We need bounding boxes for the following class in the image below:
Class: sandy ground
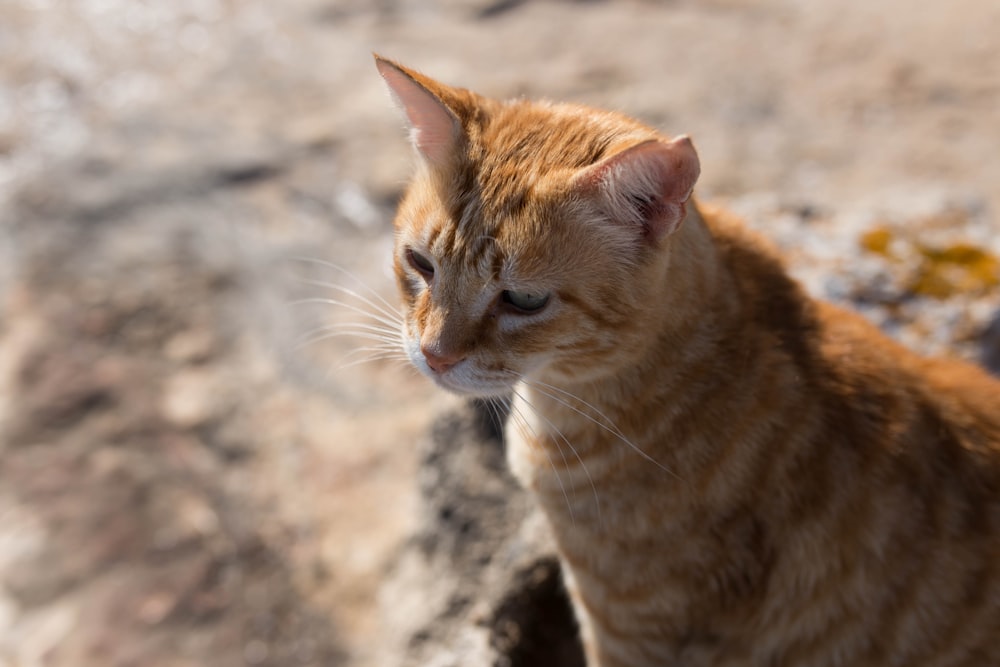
[0,1,997,665]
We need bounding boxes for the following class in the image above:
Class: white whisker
[296,332,401,353]
[290,295,402,329]
[341,342,407,357]
[336,348,411,371]
[296,278,404,328]
[505,396,576,523]
[296,322,403,349]
[511,386,602,524]
[483,396,509,436]
[528,378,628,438]
[292,256,402,318]
[310,320,401,335]
[524,378,682,482]
[283,259,412,372]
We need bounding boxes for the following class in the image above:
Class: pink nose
[422,347,464,373]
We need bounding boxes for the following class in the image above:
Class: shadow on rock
[378,399,585,667]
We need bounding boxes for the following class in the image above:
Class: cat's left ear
[573,136,700,243]
[375,55,463,169]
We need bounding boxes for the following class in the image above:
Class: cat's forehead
[399,183,562,284]
[396,102,656,277]
[478,103,642,179]
[469,103,657,225]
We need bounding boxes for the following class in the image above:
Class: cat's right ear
[375,55,462,169]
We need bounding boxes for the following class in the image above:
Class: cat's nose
[422,347,464,373]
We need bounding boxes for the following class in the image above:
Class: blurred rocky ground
[0,1,997,666]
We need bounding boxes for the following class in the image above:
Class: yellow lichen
[859,222,999,299]
[910,242,1000,298]
[859,226,895,257]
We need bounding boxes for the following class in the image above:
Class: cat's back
[814,302,1000,665]
[702,199,1000,458]
[703,196,1000,516]
[698,202,1000,666]
[812,297,1000,501]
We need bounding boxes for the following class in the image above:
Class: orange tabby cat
[375,55,1000,667]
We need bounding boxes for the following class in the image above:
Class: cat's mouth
[406,337,516,397]
[428,370,515,398]
[418,359,517,397]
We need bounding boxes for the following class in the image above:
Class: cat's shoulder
[699,199,1000,445]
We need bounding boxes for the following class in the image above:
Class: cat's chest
[505,385,689,535]
[505,387,616,501]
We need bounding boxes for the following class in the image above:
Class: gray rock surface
[377,400,584,667]
[982,311,1000,377]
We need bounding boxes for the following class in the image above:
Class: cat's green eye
[502,289,550,313]
[406,249,435,278]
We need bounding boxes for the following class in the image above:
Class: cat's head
[376,56,700,397]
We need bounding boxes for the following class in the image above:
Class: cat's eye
[406,249,435,278]
[502,289,550,314]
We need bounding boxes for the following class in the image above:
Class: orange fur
[377,56,1000,666]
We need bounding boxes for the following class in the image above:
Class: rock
[165,328,218,365]
[377,400,584,667]
[161,368,225,429]
[981,310,1000,377]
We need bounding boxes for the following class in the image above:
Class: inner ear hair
[576,136,701,242]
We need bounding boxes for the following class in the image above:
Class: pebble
[161,368,222,429]
[164,328,217,364]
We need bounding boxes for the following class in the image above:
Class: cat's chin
[428,373,515,399]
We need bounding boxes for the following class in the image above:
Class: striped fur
[378,57,1000,666]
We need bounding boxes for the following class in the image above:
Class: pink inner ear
[579,136,701,241]
[376,59,461,167]
[649,136,700,204]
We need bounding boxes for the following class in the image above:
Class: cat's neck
[644,201,731,347]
